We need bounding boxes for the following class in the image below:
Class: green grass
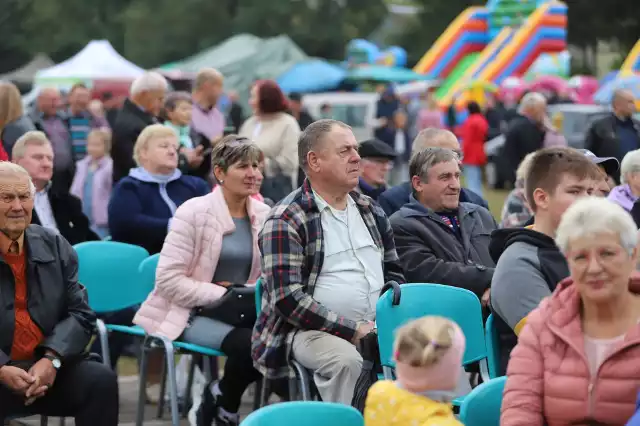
[485,186,509,219]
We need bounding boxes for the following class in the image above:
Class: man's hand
[24,358,57,404]
[0,365,35,395]
[352,321,375,345]
[183,146,205,168]
[482,288,491,306]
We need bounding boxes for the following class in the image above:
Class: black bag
[197,285,257,328]
[260,165,292,203]
[351,330,381,413]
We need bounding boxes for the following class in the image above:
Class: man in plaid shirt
[252,119,405,404]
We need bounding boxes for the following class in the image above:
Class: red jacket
[501,277,640,426]
[461,113,488,166]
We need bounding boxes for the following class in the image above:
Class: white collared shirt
[34,189,58,231]
[312,191,384,322]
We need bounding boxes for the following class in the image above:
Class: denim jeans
[464,165,484,198]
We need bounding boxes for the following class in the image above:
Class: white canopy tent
[35,40,144,85]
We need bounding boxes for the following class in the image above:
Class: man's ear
[307,151,320,173]
[411,175,422,194]
[532,187,548,211]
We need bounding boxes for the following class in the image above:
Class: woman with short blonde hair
[0,82,36,157]
[502,197,640,425]
[108,124,209,255]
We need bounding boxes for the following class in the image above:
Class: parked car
[485,103,609,188]
[302,92,378,141]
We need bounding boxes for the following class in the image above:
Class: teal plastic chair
[241,401,364,426]
[376,283,490,406]
[485,314,502,379]
[459,376,507,426]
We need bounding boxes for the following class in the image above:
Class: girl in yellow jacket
[364,316,465,426]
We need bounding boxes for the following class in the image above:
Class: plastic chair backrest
[376,283,487,369]
[138,253,160,295]
[255,277,262,316]
[485,314,501,378]
[241,401,364,426]
[74,241,150,313]
[459,376,507,426]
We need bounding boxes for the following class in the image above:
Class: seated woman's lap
[180,316,235,350]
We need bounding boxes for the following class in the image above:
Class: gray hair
[411,128,458,155]
[130,72,169,96]
[298,119,351,171]
[556,197,638,255]
[620,149,640,184]
[0,162,36,195]
[518,92,546,114]
[409,147,458,182]
[12,131,51,160]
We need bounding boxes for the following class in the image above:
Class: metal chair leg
[183,355,197,418]
[96,319,111,367]
[291,360,312,401]
[157,337,180,426]
[259,376,271,407]
[58,418,65,426]
[135,337,150,426]
[155,352,168,419]
[253,378,263,410]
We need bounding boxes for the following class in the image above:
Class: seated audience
[109,124,209,255]
[390,147,496,301]
[378,128,488,217]
[0,162,117,425]
[365,316,464,426]
[491,147,601,374]
[70,129,113,239]
[135,136,269,426]
[608,149,640,211]
[357,138,396,200]
[12,131,99,244]
[252,119,405,405]
[502,197,640,425]
[500,152,535,228]
[164,91,211,181]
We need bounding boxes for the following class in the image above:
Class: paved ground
[7,375,261,426]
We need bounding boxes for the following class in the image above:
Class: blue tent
[277,59,346,93]
[594,75,640,105]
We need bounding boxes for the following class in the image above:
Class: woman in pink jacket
[134,135,270,426]
[502,197,640,426]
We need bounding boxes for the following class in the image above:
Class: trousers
[0,359,119,426]
[292,330,363,405]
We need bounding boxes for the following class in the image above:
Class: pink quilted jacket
[501,277,640,426]
[133,186,270,340]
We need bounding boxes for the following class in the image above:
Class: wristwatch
[43,354,62,370]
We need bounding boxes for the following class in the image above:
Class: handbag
[197,285,257,328]
[351,330,381,413]
[260,163,292,203]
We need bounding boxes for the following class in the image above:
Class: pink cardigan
[502,277,640,426]
[133,186,270,340]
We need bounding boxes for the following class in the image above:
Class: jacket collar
[300,178,371,213]
[210,186,263,235]
[22,226,55,263]
[403,194,477,219]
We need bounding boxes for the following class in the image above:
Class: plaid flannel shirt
[500,186,533,229]
[252,179,405,379]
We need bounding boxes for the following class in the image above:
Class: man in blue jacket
[378,128,488,216]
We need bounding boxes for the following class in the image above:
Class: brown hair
[0,82,24,132]
[211,134,263,172]
[164,91,192,111]
[525,147,601,212]
[394,316,455,367]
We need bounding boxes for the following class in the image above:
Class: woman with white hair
[502,197,640,426]
[608,149,640,211]
[108,124,209,255]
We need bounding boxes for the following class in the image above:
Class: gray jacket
[390,197,496,298]
[1,115,36,158]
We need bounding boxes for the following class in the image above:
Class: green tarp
[163,34,308,103]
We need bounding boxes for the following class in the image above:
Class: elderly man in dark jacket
[378,128,488,216]
[0,163,118,425]
[390,147,496,301]
[111,71,168,182]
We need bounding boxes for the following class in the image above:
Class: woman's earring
[219,180,224,185]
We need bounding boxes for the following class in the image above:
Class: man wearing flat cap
[357,139,396,201]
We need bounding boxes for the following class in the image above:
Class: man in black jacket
[502,92,547,184]
[12,131,99,244]
[0,162,118,425]
[585,88,640,183]
[111,71,168,182]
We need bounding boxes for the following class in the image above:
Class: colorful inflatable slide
[414,0,567,108]
[620,39,640,77]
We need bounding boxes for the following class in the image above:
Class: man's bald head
[412,128,460,155]
[193,68,224,107]
[37,87,61,116]
[612,88,636,118]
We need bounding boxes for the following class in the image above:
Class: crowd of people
[0,66,640,426]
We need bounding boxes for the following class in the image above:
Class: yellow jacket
[364,380,463,426]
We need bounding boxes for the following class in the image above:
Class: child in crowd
[364,316,465,426]
[70,128,113,239]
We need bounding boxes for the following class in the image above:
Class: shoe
[195,382,217,426]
